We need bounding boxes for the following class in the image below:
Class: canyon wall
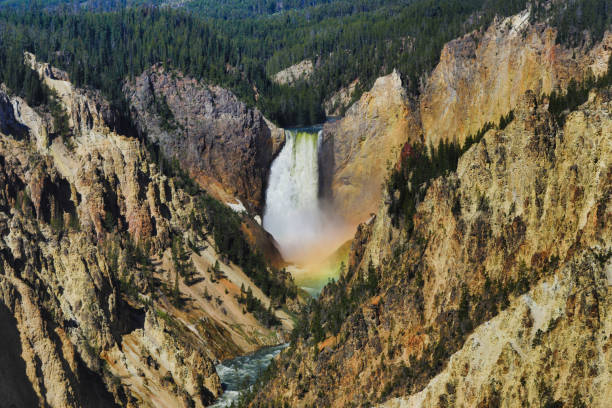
[320,70,421,225]
[379,249,612,408]
[124,65,285,214]
[0,55,295,407]
[254,85,611,407]
[421,9,612,146]
[322,9,611,228]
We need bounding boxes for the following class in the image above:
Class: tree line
[0,6,325,127]
[1,1,609,128]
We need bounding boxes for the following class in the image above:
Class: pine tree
[213,260,222,280]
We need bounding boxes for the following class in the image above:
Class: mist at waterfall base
[263,129,353,269]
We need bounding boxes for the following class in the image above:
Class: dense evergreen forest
[210,0,528,104]
[0,0,610,125]
[188,0,350,19]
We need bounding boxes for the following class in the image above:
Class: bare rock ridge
[124,65,284,215]
[323,78,360,116]
[0,54,295,407]
[255,81,611,407]
[322,9,612,228]
[272,59,314,85]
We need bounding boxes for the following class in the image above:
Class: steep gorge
[0,54,297,407]
[250,9,612,407]
[0,5,610,407]
[254,82,611,408]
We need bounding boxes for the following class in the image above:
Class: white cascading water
[263,130,324,261]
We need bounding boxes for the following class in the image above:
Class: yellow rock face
[251,85,611,407]
[321,69,422,227]
[323,10,611,230]
[421,10,612,146]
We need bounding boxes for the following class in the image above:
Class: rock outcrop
[323,78,360,116]
[26,52,120,139]
[0,55,295,407]
[124,65,285,214]
[320,69,421,225]
[272,59,314,85]
[253,85,611,406]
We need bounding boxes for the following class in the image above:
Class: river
[209,343,289,407]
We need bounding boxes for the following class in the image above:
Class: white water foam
[210,344,288,407]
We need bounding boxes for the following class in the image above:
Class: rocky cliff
[320,70,421,225]
[252,82,611,406]
[321,9,611,229]
[0,55,295,407]
[379,249,612,408]
[421,9,612,146]
[124,65,285,214]
[372,87,612,408]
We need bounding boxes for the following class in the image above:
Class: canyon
[0,53,297,407]
[248,9,612,408]
[0,4,610,408]
[254,79,612,408]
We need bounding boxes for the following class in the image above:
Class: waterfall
[263,129,323,261]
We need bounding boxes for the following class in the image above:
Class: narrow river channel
[209,343,289,407]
